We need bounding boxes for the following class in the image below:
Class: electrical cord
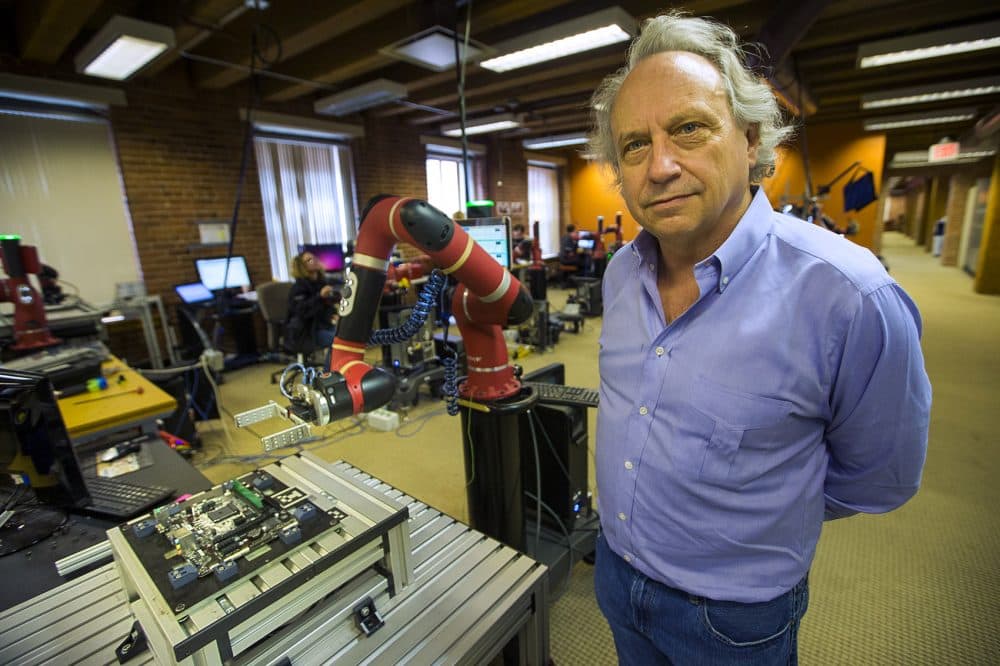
[527,409,542,554]
[369,271,446,345]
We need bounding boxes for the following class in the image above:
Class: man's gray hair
[589,11,795,185]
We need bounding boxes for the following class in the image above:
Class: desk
[0,461,549,664]
[57,357,177,443]
[0,440,212,609]
[0,302,103,342]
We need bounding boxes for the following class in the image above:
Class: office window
[254,136,357,282]
[0,107,140,305]
[426,154,483,218]
[527,164,561,258]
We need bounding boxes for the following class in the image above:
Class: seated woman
[285,251,340,362]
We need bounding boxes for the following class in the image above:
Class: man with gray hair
[591,12,930,664]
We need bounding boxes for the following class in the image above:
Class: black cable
[452,1,474,205]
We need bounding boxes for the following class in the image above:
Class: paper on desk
[95,453,141,477]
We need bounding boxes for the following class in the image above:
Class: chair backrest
[256,281,292,323]
[255,281,293,351]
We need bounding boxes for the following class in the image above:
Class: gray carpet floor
[195,231,999,664]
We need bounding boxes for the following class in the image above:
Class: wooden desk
[57,357,176,442]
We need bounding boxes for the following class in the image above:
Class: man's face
[611,52,759,252]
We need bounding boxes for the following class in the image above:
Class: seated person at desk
[511,224,534,264]
[285,252,340,360]
[560,224,594,275]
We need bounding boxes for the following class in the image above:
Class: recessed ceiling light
[75,15,175,80]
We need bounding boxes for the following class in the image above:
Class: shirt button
[649,263,654,271]
[638,406,648,415]
[721,276,730,285]
[624,554,632,563]
[624,460,633,470]
[617,512,627,521]
[655,346,665,356]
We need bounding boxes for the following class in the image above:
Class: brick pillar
[941,172,973,266]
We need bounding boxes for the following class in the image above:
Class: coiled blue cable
[369,270,447,345]
[369,270,460,415]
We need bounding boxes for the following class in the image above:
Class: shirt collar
[628,187,773,293]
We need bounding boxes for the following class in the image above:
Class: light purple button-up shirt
[597,188,931,603]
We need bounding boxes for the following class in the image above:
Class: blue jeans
[314,326,336,368]
[594,534,809,665]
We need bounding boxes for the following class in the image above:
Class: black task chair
[256,280,328,384]
[256,281,293,360]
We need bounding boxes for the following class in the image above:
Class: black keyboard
[84,476,175,520]
[528,382,600,408]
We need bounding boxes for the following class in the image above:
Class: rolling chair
[256,281,329,384]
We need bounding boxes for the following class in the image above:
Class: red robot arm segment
[327,196,532,418]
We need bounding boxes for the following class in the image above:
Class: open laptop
[174,281,214,306]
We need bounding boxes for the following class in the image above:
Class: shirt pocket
[686,378,792,488]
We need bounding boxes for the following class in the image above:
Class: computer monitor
[194,256,252,292]
[174,282,214,305]
[298,243,345,273]
[577,238,595,250]
[460,216,512,269]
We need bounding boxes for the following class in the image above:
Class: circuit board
[118,469,347,611]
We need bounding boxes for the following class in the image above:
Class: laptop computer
[174,281,214,306]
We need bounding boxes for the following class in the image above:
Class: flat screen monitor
[298,243,345,272]
[461,216,512,269]
[174,282,214,305]
[577,238,595,250]
[194,256,252,292]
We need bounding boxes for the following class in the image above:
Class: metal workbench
[0,461,550,665]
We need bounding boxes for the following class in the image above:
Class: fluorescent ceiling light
[442,113,522,137]
[523,132,589,149]
[314,79,408,116]
[861,77,1000,109]
[480,7,636,73]
[857,20,1000,68]
[864,109,977,131]
[75,15,175,80]
[381,26,490,72]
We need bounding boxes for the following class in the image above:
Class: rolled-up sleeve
[824,283,932,520]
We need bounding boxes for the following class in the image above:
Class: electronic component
[107,452,412,665]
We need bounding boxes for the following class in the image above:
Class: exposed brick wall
[487,138,529,224]
[354,115,428,208]
[110,85,269,306]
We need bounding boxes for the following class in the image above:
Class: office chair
[256,281,293,358]
[256,281,326,384]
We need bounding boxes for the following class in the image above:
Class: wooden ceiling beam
[409,75,606,126]
[191,0,410,90]
[15,0,102,64]
[144,0,249,77]
[258,0,583,103]
[377,52,623,118]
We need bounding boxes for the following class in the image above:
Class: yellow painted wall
[569,121,887,252]
[568,157,641,240]
[764,121,887,252]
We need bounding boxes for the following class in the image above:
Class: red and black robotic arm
[309,195,533,425]
[1,235,61,352]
